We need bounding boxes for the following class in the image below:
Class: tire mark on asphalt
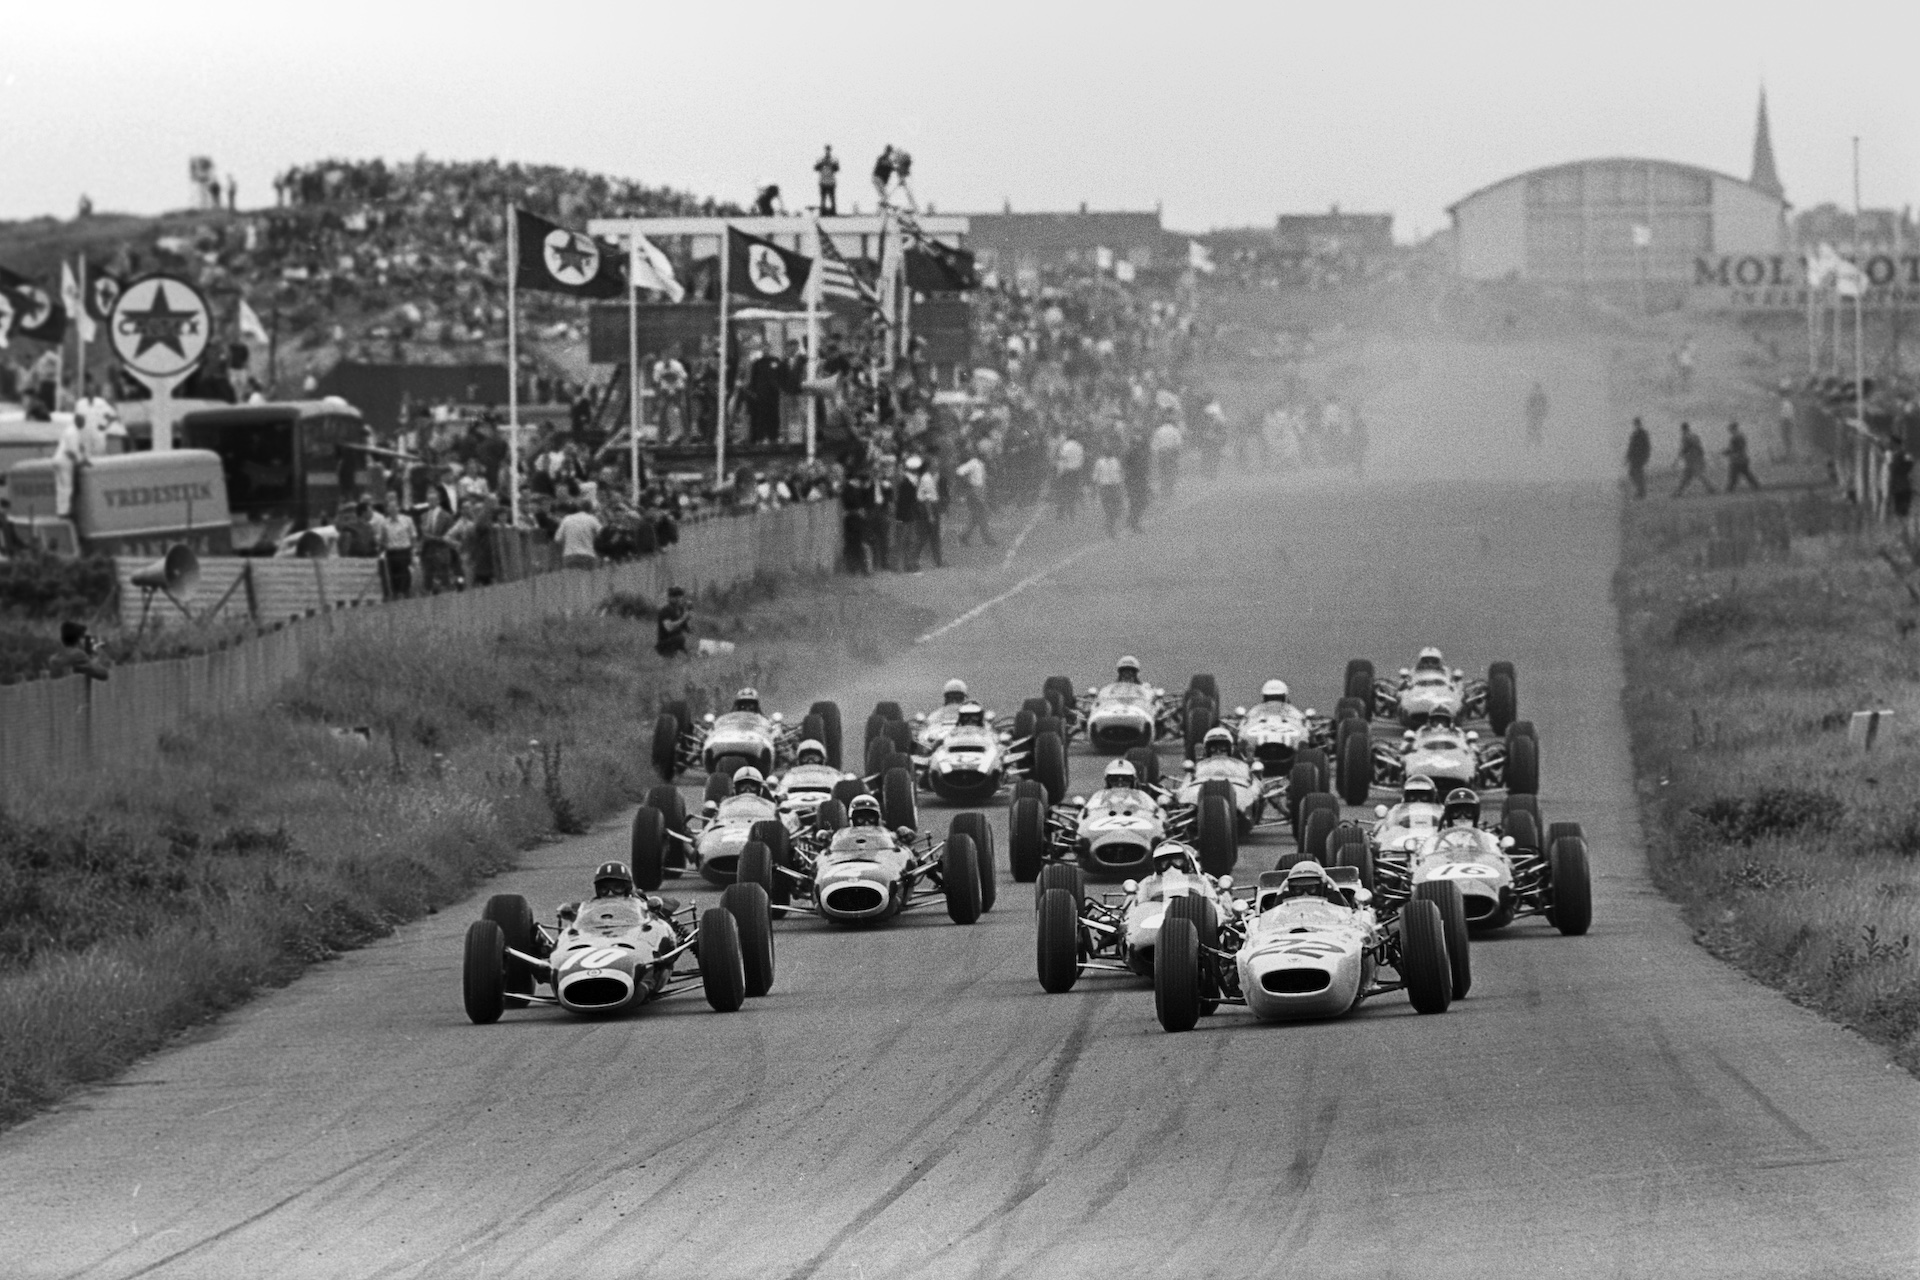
[1705,1049,1826,1151]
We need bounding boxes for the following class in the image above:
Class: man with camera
[47,622,110,682]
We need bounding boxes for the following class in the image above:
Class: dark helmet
[957,702,986,728]
[1202,726,1235,758]
[1116,655,1141,683]
[848,795,883,827]
[1443,787,1481,826]
[1403,774,1439,807]
[593,861,635,897]
[734,686,761,713]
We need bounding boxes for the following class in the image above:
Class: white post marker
[106,274,211,451]
[506,202,522,528]
[1849,710,1893,752]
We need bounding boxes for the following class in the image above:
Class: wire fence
[0,502,839,805]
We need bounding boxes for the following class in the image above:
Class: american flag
[815,225,878,308]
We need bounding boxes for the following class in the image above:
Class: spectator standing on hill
[1151,416,1184,496]
[1625,418,1651,499]
[839,454,875,574]
[417,487,459,592]
[814,146,839,215]
[1053,431,1084,521]
[1674,422,1714,496]
[47,621,109,681]
[1092,442,1125,537]
[894,456,923,571]
[955,445,993,547]
[375,497,417,597]
[449,497,496,587]
[656,585,692,658]
[1723,422,1760,492]
[556,501,603,570]
[872,146,895,203]
[337,499,380,556]
[914,452,944,569]
[1122,431,1153,532]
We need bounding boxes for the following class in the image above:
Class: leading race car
[733,790,996,926]
[1206,680,1338,771]
[461,860,774,1021]
[1045,658,1219,755]
[1152,858,1466,1031]
[1008,756,1238,881]
[652,687,846,781]
[1342,649,1518,735]
[1034,841,1239,992]
[1332,706,1540,805]
[1347,784,1592,936]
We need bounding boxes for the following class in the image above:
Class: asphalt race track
[4,341,1918,1278]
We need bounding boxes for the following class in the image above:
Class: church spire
[1750,86,1784,198]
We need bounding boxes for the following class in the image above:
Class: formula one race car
[1342,650,1517,735]
[1332,708,1540,805]
[1008,755,1238,881]
[1152,857,1466,1032]
[1044,659,1221,755]
[1171,726,1292,838]
[1346,785,1591,936]
[1201,680,1338,771]
[864,699,1071,805]
[732,784,998,926]
[461,862,774,1021]
[1033,841,1239,992]
[652,687,845,781]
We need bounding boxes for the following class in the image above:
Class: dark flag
[85,269,122,328]
[0,266,69,344]
[905,243,978,292]
[513,209,627,298]
[726,227,812,308]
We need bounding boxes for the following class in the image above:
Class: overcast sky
[4,0,1916,238]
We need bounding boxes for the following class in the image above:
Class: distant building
[1446,91,1789,286]
[960,206,1174,280]
[1794,203,1916,256]
[1275,207,1393,255]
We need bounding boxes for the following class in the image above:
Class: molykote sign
[1692,254,1920,310]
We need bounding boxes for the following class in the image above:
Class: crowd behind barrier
[0,502,838,805]
[1790,374,1920,521]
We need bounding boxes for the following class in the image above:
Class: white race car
[1008,758,1238,880]
[1152,859,1466,1031]
[1343,650,1517,735]
[1054,657,1204,754]
[1172,727,1289,837]
[1034,844,1239,991]
[627,745,862,889]
[1335,712,1540,805]
[652,688,845,780]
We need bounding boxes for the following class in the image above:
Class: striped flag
[815,224,879,309]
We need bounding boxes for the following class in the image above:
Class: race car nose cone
[558,969,635,1012]
[820,881,888,917]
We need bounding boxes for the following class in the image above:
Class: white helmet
[732,765,766,796]
[795,739,827,766]
[957,702,986,727]
[1104,758,1139,790]
[1414,647,1445,672]
[1116,655,1141,680]
[942,678,968,703]
[1260,679,1290,702]
[734,686,761,711]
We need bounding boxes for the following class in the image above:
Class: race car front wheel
[1154,917,1202,1032]
[462,920,507,1025]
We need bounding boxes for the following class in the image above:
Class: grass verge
[0,570,933,1126]
[1616,492,1920,1074]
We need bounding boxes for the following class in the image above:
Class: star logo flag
[61,261,93,342]
[0,266,67,344]
[85,271,122,326]
[513,208,626,298]
[726,228,812,307]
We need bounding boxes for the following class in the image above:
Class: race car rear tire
[1335,696,1366,724]
[1034,714,1064,742]
[950,812,997,912]
[644,784,687,835]
[814,798,848,833]
[1013,709,1037,741]
[881,765,918,831]
[1486,664,1518,736]
[1187,674,1220,708]
[1398,900,1452,1014]
[698,908,747,1012]
[884,719,914,756]
[1547,820,1585,846]
[874,700,903,722]
[1184,699,1215,760]
[1413,879,1472,998]
[1044,676,1076,717]
[1033,731,1069,806]
[864,712,890,753]
[462,920,507,1025]
[863,733,893,779]
[833,777,870,805]
[1125,746,1161,787]
[1547,836,1593,936]
[736,841,777,903]
[1337,721,1372,806]
[1332,823,1375,893]
[1277,851,1310,872]
[1036,887,1083,992]
[1035,860,1086,911]
[664,698,691,729]
[1154,916,1202,1032]
[1287,762,1320,839]
[748,821,793,908]
[1022,696,1054,722]
[1197,794,1237,876]
[1009,796,1048,883]
[712,754,753,788]
[1504,724,1539,795]
[801,713,828,757]
[631,806,669,892]
[1502,792,1541,834]
[1296,747,1330,797]
[1344,659,1376,718]
[1012,778,1047,806]
[651,714,681,781]
[942,834,983,924]
[1199,778,1236,811]
[807,701,844,769]
[1503,807,1540,854]
[481,895,536,1007]
[720,883,776,997]
[1300,796,1339,864]
[703,772,731,807]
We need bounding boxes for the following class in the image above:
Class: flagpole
[717,228,729,492]
[628,237,642,502]
[75,257,87,405]
[1852,136,1865,430]
[507,202,522,528]
[805,223,820,464]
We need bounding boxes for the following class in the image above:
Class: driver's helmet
[1152,840,1195,874]
[734,686,761,713]
[795,739,827,767]
[732,765,766,797]
[592,860,635,898]
[1413,647,1446,673]
[942,678,969,705]
[1280,859,1336,901]
[1115,655,1141,683]
[1104,758,1139,791]
[956,702,987,728]
[848,795,883,827]
[1443,787,1481,826]
[1202,726,1235,758]
[1426,704,1456,728]
[1260,679,1290,703]
[1402,774,1439,808]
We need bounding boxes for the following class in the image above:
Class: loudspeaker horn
[131,543,201,599]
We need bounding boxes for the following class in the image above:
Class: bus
[177,399,368,551]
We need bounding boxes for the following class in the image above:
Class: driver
[1278,859,1345,904]
[733,765,768,798]
[955,702,988,729]
[1412,647,1447,675]
[1114,655,1144,686]
[1199,726,1238,761]
[793,740,829,768]
[733,686,762,714]
[1442,787,1481,827]
[1256,679,1291,707]
[848,794,884,828]
[1402,774,1440,808]
[560,860,677,925]
[1423,704,1457,731]
[1101,757,1150,795]
[940,678,969,706]
[1135,839,1199,899]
